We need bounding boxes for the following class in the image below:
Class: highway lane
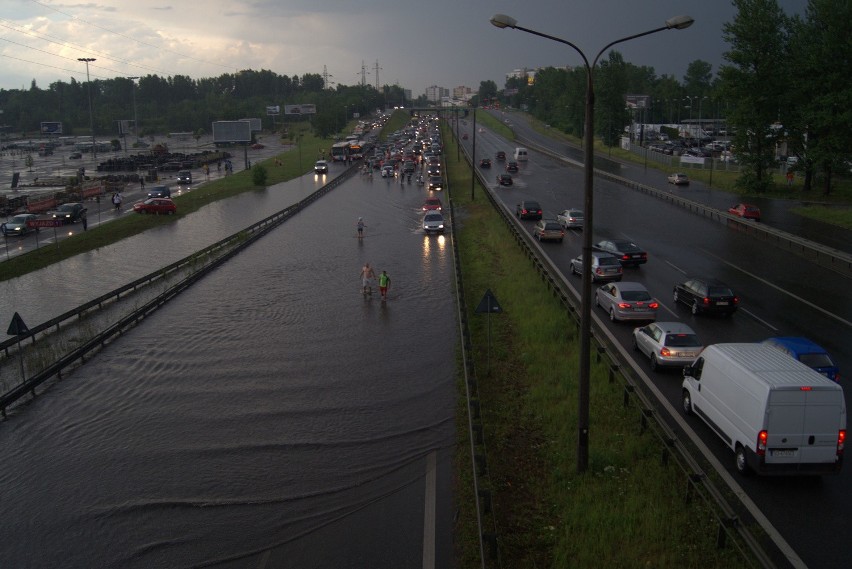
[460,123,852,569]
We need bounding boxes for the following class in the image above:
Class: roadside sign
[27,219,63,228]
[7,312,29,336]
[475,289,503,313]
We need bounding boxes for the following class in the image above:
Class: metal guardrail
[0,165,359,415]
[449,124,780,568]
[516,134,852,278]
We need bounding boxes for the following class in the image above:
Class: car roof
[650,321,696,335]
[763,337,827,354]
[613,281,649,291]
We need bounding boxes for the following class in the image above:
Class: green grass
[446,126,755,568]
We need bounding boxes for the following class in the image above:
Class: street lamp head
[489,13,517,29]
[665,15,694,30]
[77,57,96,63]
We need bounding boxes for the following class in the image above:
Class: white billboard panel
[240,118,262,132]
[40,121,62,134]
[284,104,317,115]
[212,120,252,143]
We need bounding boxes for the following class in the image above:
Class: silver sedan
[594,281,659,322]
[556,208,584,229]
[632,321,704,371]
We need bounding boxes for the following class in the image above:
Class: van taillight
[838,430,846,455]
[703,297,711,305]
[757,430,768,456]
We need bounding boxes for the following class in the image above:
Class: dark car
[495,151,506,161]
[673,277,739,316]
[147,185,172,199]
[48,202,87,224]
[176,170,192,185]
[506,161,519,173]
[497,173,513,186]
[479,158,492,168]
[515,200,542,220]
[595,239,647,267]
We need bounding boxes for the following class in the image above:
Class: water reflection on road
[0,171,457,567]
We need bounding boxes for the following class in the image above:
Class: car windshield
[526,202,540,209]
[598,257,620,266]
[11,215,29,223]
[620,291,652,301]
[544,223,561,230]
[425,214,443,221]
[664,334,701,347]
[798,353,834,368]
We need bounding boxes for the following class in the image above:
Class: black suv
[148,185,172,199]
[515,200,542,220]
[673,277,739,315]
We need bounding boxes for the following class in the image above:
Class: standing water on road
[0,171,458,567]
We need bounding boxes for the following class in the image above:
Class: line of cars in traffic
[511,196,839,385]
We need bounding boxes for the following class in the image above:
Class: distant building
[505,66,572,86]
[453,85,473,100]
[426,85,450,103]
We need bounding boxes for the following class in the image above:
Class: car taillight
[649,302,659,309]
[703,297,711,305]
[522,209,528,214]
[660,347,671,357]
[617,303,631,309]
[621,254,630,261]
[733,296,740,305]
[838,430,846,455]
[756,430,768,456]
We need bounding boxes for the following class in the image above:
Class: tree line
[0,69,426,145]
[477,0,850,195]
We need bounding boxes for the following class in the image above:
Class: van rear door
[766,388,843,466]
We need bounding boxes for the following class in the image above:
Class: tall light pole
[490,12,693,473]
[128,77,140,143]
[77,58,97,159]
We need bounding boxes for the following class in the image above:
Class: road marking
[422,451,437,569]
[739,307,779,332]
[702,248,852,329]
[665,260,688,275]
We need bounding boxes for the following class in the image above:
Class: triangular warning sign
[475,289,503,314]
[7,312,29,336]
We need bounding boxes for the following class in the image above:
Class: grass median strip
[445,127,754,568]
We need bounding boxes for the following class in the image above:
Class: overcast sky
[1,0,806,95]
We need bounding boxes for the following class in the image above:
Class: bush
[251,164,268,186]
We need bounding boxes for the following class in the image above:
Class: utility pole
[373,59,383,90]
[78,58,97,159]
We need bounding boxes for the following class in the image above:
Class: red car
[422,197,443,211]
[728,203,761,221]
[134,198,176,215]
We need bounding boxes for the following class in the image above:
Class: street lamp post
[78,58,97,159]
[490,12,693,473]
[129,77,140,145]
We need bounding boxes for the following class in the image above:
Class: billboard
[284,104,317,115]
[266,106,280,116]
[240,118,262,132]
[40,121,62,135]
[212,120,252,143]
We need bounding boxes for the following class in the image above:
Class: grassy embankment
[0,124,338,282]
[445,125,756,568]
[513,110,852,230]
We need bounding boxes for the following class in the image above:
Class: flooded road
[0,170,458,567]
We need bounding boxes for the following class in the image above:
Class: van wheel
[735,445,752,475]
[681,390,693,415]
[691,301,700,315]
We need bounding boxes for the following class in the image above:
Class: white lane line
[665,260,688,275]
[422,451,437,569]
[702,248,852,329]
[739,307,779,332]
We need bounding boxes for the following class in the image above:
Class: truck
[681,343,846,476]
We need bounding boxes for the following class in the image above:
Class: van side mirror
[683,365,693,377]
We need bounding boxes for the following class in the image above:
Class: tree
[719,0,791,193]
[683,60,713,96]
[596,51,630,147]
[786,0,852,195]
[478,80,498,105]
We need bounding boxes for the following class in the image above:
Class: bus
[331,141,351,162]
[348,141,364,160]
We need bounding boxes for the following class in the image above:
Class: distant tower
[360,60,369,87]
[322,65,334,90]
[373,59,383,90]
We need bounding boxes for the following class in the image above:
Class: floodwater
[0,169,458,568]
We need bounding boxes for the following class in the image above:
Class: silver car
[556,208,584,229]
[1,213,38,236]
[595,281,659,322]
[422,211,445,233]
[569,252,622,282]
[633,321,704,370]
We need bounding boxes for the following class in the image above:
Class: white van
[682,343,846,476]
[513,147,528,161]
